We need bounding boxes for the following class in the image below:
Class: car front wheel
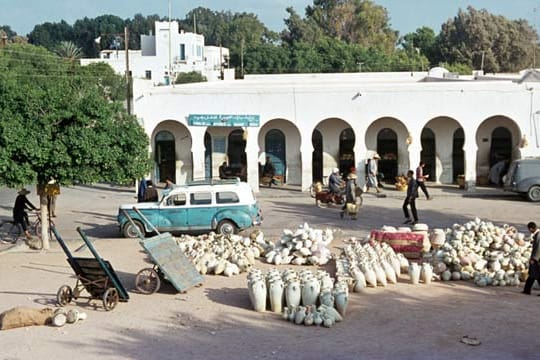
[217,220,237,236]
[527,185,540,202]
[123,221,144,238]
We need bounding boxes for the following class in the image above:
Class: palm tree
[55,41,83,62]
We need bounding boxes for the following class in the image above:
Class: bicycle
[0,211,54,244]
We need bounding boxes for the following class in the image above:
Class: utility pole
[240,37,244,78]
[480,51,485,72]
[124,26,131,115]
[168,0,172,85]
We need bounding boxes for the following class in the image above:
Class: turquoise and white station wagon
[117,179,262,238]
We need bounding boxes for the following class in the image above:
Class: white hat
[332,168,340,174]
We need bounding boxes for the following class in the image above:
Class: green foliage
[174,71,207,84]
[437,7,539,73]
[438,62,472,75]
[0,43,150,187]
[55,41,83,61]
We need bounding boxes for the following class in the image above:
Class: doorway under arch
[377,128,398,182]
[420,128,435,180]
[312,130,323,182]
[339,128,355,178]
[228,129,246,179]
[265,129,286,181]
[155,130,176,183]
[204,132,212,179]
[490,126,512,166]
[452,128,465,182]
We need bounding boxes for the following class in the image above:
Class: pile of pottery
[336,237,436,289]
[264,223,333,266]
[174,230,273,276]
[430,217,531,287]
[247,268,348,328]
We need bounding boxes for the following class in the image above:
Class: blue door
[265,129,286,180]
[204,132,212,179]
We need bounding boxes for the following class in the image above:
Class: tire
[0,221,20,243]
[135,268,161,294]
[57,285,73,306]
[123,221,145,238]
[216,220,237,236]
[102,288,119,311]
[527,185,540,202]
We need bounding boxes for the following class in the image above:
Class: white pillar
[191,132,206,181]
[300,137,313,192]
[354,139,367,183]
[245,128,260,192]
[463,129,478,191]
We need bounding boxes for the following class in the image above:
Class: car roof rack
[186,177,241,186]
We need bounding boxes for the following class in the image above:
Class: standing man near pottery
[416,161,431,200]
[402,170,419,225]
[522,221,540,295]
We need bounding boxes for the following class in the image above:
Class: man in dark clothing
[522,221,540,295]
[402,170,419,225]
[143,180,159,202]
[13,188,37,239]
[219,161,229,179]
[263,156,277,187]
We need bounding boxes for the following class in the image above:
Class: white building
[132,68,540,193]
[81,21,233,84]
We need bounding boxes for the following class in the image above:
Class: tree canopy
[0,43,150,188]
[4,2,540,75]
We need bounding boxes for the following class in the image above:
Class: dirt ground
[1,185,540,360]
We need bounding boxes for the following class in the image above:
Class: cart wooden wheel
[102,288,119,311]
[56,285,73,306]
[135,267,161,294]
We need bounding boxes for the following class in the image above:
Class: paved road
[0,182,535,248]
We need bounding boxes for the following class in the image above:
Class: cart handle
[120,208,146,239]
[132,206,161,235]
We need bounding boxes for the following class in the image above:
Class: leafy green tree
[174,71,207,84]
[305,0,398,52]
[438,6,539,73]
[400,26,439,66]
[281,7,324,45]
[28,20,74,50]
[243,43,291,74]
[73,15,125,58]
[0,44,150,248]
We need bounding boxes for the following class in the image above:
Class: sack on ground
[0,307,54,330]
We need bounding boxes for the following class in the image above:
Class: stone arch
[422,116,464,184]
[475,116,521,184]
[312,118,355,180]
[258,119,302,185]
[151,120,192,184]
[365,117,409,182]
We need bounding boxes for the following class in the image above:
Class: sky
[1,0,539,37]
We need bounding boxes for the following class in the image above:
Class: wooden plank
[140,233,203,293]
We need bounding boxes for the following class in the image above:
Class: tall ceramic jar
[269,279,284,313]
[409,263,420,285]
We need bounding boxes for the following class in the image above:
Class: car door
[187,191,216,230]
[159,192,188,231]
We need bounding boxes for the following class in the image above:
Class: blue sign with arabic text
[188,114,260,127]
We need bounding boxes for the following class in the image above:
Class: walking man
[416,161,431,200]
[402,170,419,225]
[522,221,540,295]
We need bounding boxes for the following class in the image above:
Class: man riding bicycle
[13,188,38,239]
